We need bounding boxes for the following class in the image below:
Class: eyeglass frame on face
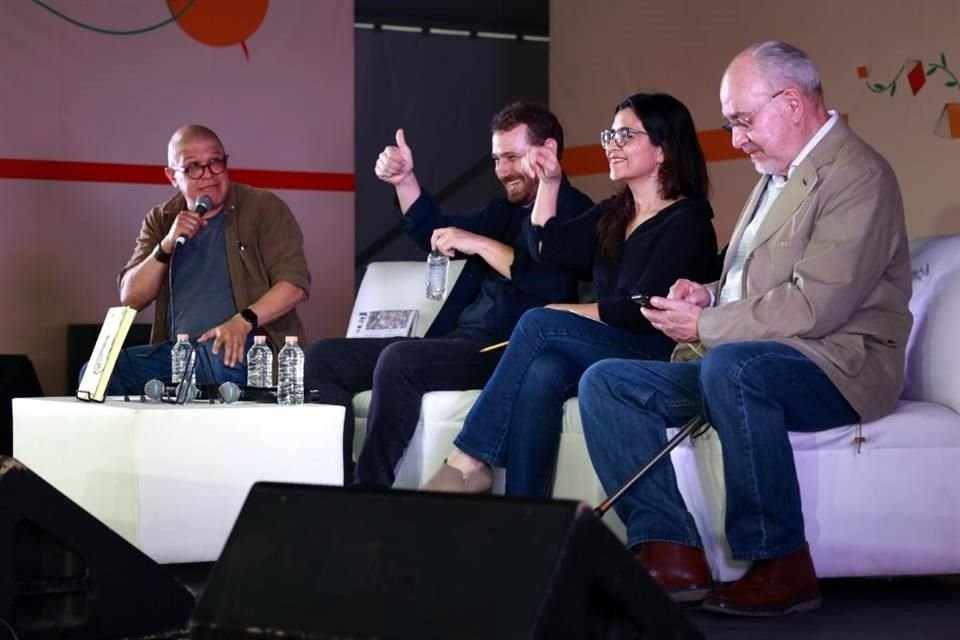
[600,127,648,149]
[721,89,786,133]
[169,155,229,180]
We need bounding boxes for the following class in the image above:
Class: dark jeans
[303,335,504,487]
[579,341,859,560]
[454,308,675,497]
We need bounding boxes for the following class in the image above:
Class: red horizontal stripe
[0,158,354,192]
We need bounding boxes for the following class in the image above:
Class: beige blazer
[674,119,912,422]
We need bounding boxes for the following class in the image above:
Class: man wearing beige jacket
[579,41,912,616]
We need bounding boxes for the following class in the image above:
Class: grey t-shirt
[168,212,236,341]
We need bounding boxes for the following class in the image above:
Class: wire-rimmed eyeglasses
[721,89,785,133]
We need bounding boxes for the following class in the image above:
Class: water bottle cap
[176,333,190,341]
[285,336,298,344]
[254,335,267,344]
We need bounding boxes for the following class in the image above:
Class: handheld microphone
[143,378,165,402]
[219,381,242,404]
[176,194,214,247]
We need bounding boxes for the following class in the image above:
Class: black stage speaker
[0,355,44,457]
[0,456,195,639]
[193,483,703,640]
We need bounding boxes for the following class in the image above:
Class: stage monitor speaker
[192,483,703,640]
[0,456,195,639]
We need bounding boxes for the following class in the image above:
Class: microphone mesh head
[195,194,214,213]
[219,381,241,404]
[144,378,165,401]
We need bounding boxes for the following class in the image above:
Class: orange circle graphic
[167,0,269,47]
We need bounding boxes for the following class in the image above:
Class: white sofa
[349,237,960,580]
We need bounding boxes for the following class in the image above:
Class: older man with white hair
[580,41,912,616]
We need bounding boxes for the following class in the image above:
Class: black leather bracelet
[240,307,259,332]
[152,243,171,263]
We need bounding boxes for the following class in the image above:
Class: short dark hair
[490,101,565,159]
[597,93,710,257]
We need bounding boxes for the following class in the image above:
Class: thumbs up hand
[375,128,416,185]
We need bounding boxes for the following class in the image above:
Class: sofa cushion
[903,235,960,412]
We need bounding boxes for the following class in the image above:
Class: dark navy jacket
[401,177,594,341]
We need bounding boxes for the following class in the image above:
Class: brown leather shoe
[421,461,493,494]
[702,543,821,616]
[634,541,713,604]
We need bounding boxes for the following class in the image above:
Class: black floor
[164,564,960,639]
[687,576,960,639]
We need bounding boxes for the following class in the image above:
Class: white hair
[750,41,823,99]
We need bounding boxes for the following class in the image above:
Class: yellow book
[76,306,138,402]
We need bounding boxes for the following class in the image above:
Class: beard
[742,145,787,177]
[500,172,538,206]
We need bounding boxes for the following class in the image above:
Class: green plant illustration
[867,64,904,96]
[867,52,959,97]
[926,52,959,90]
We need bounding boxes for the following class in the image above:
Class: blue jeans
[80,340,248,396]
[579,341,859,560]
[454,308,675,497]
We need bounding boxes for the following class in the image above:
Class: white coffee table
[12,397,345,564]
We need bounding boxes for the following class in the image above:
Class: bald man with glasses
[580,41,911,616]
[92,124,310,395]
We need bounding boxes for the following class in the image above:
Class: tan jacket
[119,182,311,352]
[674,119,912,422]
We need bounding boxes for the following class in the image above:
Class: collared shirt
[717,111,839,305]
[120,182,311,351]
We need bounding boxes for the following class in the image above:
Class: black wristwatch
[240,307,259,332]
[152,243,171,264]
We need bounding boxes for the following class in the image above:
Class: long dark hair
[596,93,709,257]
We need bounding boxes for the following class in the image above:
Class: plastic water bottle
[246,335,274,388]
[171,334,195,384]
[277,336,304,406]
[426,251,449,300]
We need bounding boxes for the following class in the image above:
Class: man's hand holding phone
[634,291,703,342]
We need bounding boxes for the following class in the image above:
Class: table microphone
[219,381,241,404]
[143,378,165,402]
[176,194,213,247]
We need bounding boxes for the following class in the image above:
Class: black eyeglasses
[170,156,229,180]
[600,127,648,149]
[721,90,785,133]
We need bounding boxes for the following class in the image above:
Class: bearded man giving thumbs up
[304,102,594,487]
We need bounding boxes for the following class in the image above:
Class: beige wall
[552,0,960,244]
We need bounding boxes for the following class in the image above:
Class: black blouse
[528,196,719,332]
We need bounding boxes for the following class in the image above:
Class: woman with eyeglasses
[422,92,718,496]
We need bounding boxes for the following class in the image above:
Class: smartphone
[631,294,652,308]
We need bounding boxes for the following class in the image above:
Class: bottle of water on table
[246,335,274,388]
[277,336,304,406]
[171,333,195,384]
